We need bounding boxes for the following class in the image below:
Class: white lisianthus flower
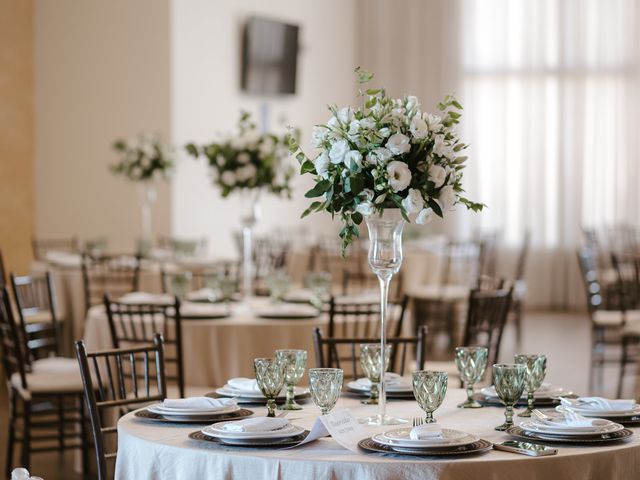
[416,207,434,225]
[360,118,376,130]
[237,152,250,164]
[409,115,429,139]
[406,96,419,110]
[426,114,443,133]
[236,163,257,182]
[401,188,424,213]
[386,133,411,155]
[387,161,412,192]
[129,165,143,180]
[230,136,247,150]
[329,139,349,164]
[438,185,457,211]
[311,126,327,147]
[337,107,354,124]
[432,135,449,158]
[366,147,393,166]
[258,137,275,157]
[243,130,260,149]
[428,164,447,188]
[221,170,236,186]
[343,150,363,170]
[216,154,225,166]
[139,156,151,169]
[356,201,374,216]
[348,120,360,136]
[360,188,374,201]
[327,116,340,130]
[313,152,330,179]
[378,127,391,138]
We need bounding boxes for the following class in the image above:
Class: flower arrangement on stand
[185,111,295,299]
[289,67,484,425]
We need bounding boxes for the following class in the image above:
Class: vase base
[359,414,408,426]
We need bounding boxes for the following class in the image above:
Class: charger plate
[188,430,310,447]
[135,408,253,424]
[506,426,633,444]
[358,437,492,457]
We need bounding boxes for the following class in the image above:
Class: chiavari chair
[31,236,80,261]
[82,253,140,313]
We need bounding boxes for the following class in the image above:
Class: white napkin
[227,377,262,393]
[45,251,81,267]
[562,396,637,411]
[119,292,172,304]
[539,408,596,427]
[409,423,443,440]
[161,397,236,411]
[222,417,290,433]
[355,373,405,389]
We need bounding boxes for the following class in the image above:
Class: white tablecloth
[115,388,640,479]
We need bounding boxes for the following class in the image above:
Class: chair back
[577,247,606,314]
[104,295,185,397]
[0,249,6,288]
[82,254,140,312]
[441,240,481,287]
[611,253,640,311]
[514,231,531,282]
[462,287,513,368]
[0,287,29,390]
[75,335,166,480]
[10,272,60,360]
[31,236,80,261]
[478,232,500,280]
[160,262,240,295]
[312,325,427,380]
[328,295,408,339]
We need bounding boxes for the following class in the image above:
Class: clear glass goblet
[254,357,285,417]
[455,346,488,408]
[305,271,331,310]
[515,354,547,417]
[412,371,448,423]
[275,349,307,410]
[266,271,291,304]
[493,363,527,430]
[359,344,391,405]
[308,368,343,415]
[218,277,238,302]
[171,271,192,299]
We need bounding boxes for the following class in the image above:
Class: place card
[284,409,365,452]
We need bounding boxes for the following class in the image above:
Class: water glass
[305,271,332,309]
[493,363,527,430]
[254,357,286,417]
[455,346,488,408]
[412,371,448,423]
[359,344,391,405]
[275,349,307,410]
[266,271,291,303]
[218,277,238,302]
[515,354,547,417]
[170,271,192,299]
[308,368,343,415]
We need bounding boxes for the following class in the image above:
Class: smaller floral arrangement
[185,112,294,198]
[110,133,174,182]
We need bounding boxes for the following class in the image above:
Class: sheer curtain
[358,0,640,308]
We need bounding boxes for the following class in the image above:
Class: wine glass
[305,271,331,309]
[308,368,343,415]
[359,343,391,405]
[266,271,291,304]
[454,346,488,408]
[275,349,307,410]
[493,363,527,430]
[412,371,448,423]
[254,357,285,417]
[515,354,547,417]
[170,271,192,299]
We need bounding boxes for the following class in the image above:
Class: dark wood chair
[611,253,640,311]
[510,231,530,344]
[31,236,80,261]
[0,287,87,476]
[10,272,62,361]
[160,261,240,295]
[82,254,140,313]
[618,331,640,398]
[75,334,167,480]
[312,325,427,380]
[0,249,6,288]
[104,294,185,398]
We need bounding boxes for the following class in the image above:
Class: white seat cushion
[408,285,470,302]
[592,310,640,327]
[11,368,84,394]
[32,356,80,374]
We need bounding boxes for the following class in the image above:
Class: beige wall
[0,0,34,275]
[34,0,172,254]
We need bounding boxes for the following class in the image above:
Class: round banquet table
[114,388,640,480]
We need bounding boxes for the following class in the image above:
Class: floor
[0,310,636,479]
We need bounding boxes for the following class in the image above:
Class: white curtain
[358,0,640,308]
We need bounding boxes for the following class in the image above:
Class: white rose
[343,150,363,170]
[221,170,236,186]
[366,147,392,166]
[356,201,374,216]
[438,185,457,211]
[426,114,443,132]
[386,133,411,156]
[337,107,353,124]
[416,207,434,225]
[237,152,250,164]
[401,188,424,213]
[410,116,429,139]
[360,188,374,201]
[311,126,327,147]
[428,164,447,188]
[329,139,349,164]
[313,152,330,178]
[387,161,412,192]
[432,135,448,157]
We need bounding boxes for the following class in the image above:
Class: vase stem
[242,225,253,299]
[378,274,391,424]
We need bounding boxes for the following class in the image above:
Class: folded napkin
[162,397,236,410]
[227,377,261,393]
[120,292,172,304]
[536,408,596,427]
[222,417,290,433]
[45,251,81,267]
[562,396,637,411]
[409,423,443,440]
[355,373,406,389]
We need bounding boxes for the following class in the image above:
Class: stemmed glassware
[308,368,343,415]
[454,346,488,408]
[515,354,547,417]
[275,349,307,410]
[412,371,448,423]
[171,271,192,299]
[254,357,285,417]
[359,344,391,406]
[266,271,291,304]
[492,363,527,430]
[305,271,331,310]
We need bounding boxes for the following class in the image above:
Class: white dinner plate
[346,380,413,393]
[215,385,309,400]
[481,384,566,399]
[147,403,239,416]
[255,305,319,319]
[201,422,303,440]
[557,404,640,417]
[519,420,624,436]
[375,428,477,448]
[118,292,175,306]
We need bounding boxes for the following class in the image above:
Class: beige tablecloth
[115,388,640,480]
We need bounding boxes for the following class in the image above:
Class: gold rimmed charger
[135,408,253,424]
[358,437,493,457]
[506,426,634,444]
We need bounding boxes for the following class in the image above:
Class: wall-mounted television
[241,16,299,95]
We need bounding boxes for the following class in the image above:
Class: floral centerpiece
[290,68,484,425]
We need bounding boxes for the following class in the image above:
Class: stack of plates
[178,302,229,319]
[359,427,492,456]
[140,402,251,423]
[508,414,633,444]
[215,382,310,404]
[478,383,570,406]
[255,304,319,319]
[198,420,307,447]
[118,292,174,306]
[346,375,415,399]
[558,399,640,425]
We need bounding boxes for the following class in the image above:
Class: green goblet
[412,371,448,423]
[254,357,286,417]
[515,354,547,417]
[493,363,527,430]
[455,346,488,408]
[275,349,307,410]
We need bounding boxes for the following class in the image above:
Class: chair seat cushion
[11,368,83,394]
[408,285,469,302]
[593,310,640,327]
[32,356,80,374]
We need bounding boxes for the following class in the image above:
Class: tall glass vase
[240,189,262,300]
[136,182,157,257]
[363,208,406,425]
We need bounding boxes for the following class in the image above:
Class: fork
[412,417,424,427]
